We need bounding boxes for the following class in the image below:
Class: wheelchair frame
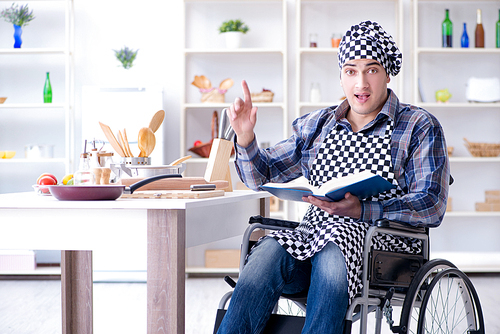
[216,216,485,334]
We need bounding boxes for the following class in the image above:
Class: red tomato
[193,140,203,147]
[38,176,57,186]
[37,173,57,185]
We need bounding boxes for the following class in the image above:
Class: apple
[193,140,203,147]
[37,173,58,185]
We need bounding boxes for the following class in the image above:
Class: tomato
[38,176,57,186]
[37,173,57,185]
[193,140,203,147]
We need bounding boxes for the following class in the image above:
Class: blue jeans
[217,237,349,334]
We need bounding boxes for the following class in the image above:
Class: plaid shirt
[235,90,450,227]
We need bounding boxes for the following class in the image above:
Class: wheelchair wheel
[416,267,484,334]
[398,259,456,333]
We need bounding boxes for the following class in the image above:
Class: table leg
[61,250,93,334]
[147,209,186,334]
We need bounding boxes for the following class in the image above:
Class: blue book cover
[259,171,395,203]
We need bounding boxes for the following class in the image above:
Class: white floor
[0,275,498,334]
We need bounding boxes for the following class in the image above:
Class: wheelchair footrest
[369,250,424,288]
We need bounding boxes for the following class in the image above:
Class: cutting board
[121,189,225,199]
[120,177,229,191]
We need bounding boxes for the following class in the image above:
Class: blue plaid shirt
[235,90,450,227]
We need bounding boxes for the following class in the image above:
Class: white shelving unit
[181,0,289,219]
[295,0,403,120]
[0,0,75,194]
[412,0,500,271]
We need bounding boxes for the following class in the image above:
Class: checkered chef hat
[338,21,402,77]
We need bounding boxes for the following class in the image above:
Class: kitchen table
[0,190,270,334]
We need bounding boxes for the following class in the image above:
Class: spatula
[123,128,134,157]
[99,122,126,157]
[169,155,192,166]
[148,110,165,133]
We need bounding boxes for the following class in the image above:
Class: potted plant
[218,19,249,49]
[114,46,139,69]
[1,3,35,48]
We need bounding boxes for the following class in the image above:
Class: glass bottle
[496,9,500,48]
[442,9,453,47]
[461,23,469,48]
[74,153,96,185]
[43,72,52,103]
[475,9,485,48]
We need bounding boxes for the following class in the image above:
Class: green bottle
[496,9,500,48]
[43,72,52,103]
[442,9,453,47]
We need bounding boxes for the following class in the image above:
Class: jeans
[217,237,349,334]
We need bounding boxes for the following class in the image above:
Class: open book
[259,170,395,202]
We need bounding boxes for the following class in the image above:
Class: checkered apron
[268,119,421,302]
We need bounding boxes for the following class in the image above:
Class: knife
[219,108,228,139]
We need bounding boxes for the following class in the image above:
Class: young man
[217,21,449,334]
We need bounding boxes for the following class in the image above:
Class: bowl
[3,151,16,159]
[0,97,6,104]
[464,138,500,157]
[32,184,52,196]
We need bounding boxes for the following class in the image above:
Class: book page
[316,170,374,196]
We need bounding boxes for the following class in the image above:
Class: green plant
[218,19,249,34]
[1,3,35,27]
[114,46,138,69]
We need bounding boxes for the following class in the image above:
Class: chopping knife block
[204,138,233,192]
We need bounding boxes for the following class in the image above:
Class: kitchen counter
[0,190,271,334]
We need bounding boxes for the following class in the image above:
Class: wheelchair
[214,215,485,334]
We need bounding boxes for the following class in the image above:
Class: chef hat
[337,21,402,77]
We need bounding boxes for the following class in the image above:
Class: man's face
[340,58,390,117]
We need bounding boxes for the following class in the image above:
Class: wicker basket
[251,91,274,103]
[188,111,219,158]
[201,89,225,103]
[464,138,500,157]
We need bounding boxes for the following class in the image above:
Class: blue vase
[13,24,22,48]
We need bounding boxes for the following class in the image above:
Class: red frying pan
[48,174,182,201]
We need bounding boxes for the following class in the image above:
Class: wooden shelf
[417,47,500,54]
[0,158,67,164]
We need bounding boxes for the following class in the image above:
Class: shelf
[299,47,338,54]
[299,101,343,108]
[0,158,67,164]
[0,103,66,109]
[0,48,68,55]
[419,102,500,108]
[417,47,500,54]
[445,211,500,217]
[449,157,500,163]
[183,102,284,109]
[185,48,283,55]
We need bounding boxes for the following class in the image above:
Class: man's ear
[386,75,391,84]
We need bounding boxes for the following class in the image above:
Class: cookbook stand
[204,138,233,192]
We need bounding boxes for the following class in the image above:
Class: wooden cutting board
[120,177,229,191]
[121,189,225,199]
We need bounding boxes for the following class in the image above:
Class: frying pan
[48,174,182,201]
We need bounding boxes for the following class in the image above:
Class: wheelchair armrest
[248,215,300,229]
[373,218,427,234]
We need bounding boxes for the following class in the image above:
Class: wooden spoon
[99,122,125,157]
[148,110,165,133]
[170,155,192,166]
[138,127,156,157]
